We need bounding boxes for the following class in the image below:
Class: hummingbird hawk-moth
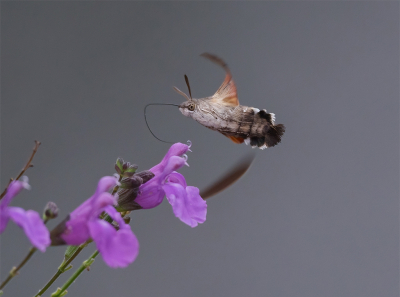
[174,53,285,149]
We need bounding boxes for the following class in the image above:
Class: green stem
[0,219,50,291]
[51,250,100,297]
[34,214,115,296]
[0,140,41,200]
[34,241,89,297]
[0,247,37,290]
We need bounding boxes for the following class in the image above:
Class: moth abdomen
[214,106,284,149]
[262,123,285,147]
[258,109,274,124]
[243,108,285,149]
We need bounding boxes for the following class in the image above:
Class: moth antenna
[184,74,192,100]
[144,103,180,144]
[173,86,190,101]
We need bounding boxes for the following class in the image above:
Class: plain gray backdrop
[1,2,398,297]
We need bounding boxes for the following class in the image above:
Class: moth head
[178,100,197,117]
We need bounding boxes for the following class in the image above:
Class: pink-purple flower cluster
[54,176,139,268]
[134,142,207,227]
[1,142,207,268]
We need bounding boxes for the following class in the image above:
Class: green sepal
[115,157,125,175]
[63,265,73,272]
[51,288,68,297]
[116,157,124,170]
[125,164,138,174]
[63,245,79,262]
[83,258,95,268]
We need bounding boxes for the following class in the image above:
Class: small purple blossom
[55,176,138,268]
[0,177,50,252]
[135,142,207,228]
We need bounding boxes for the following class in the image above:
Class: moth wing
[200,153,255,200]
[226,134,245,144]
[219,130,245,144]
[200,53,239,107]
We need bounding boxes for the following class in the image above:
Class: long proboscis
[144,103,180,143]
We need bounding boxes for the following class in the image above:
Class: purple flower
[0,177,50,252]
[54,176,138,268]
[135,142,207,228]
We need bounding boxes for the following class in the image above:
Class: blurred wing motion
[200,153,255,200]
[200,53,239,107]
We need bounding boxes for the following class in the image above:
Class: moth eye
[188,103,195,111]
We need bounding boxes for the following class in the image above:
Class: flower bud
[116,189,141,211]
[43,202,59,220]
[135,170,155,184]
[116,171,155,211]
[50,215,69,246]
[119,176,143,189]
[115,157,138,177]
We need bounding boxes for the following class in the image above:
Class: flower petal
[103,205,128,230]
[137,156,186,208]
[93,176,119,196]
[163,183,207,228]
[150,143,189,176]
[167,172,187,188]
[135,181,165,209]
[57,176,119,246]
[88,218,138,268]
[157,156,187,182]
[1,179,30,209]
[186,186,207,224]
[0,209,10,233]
[68,199,93,222]
[69,191,116,223]
[7,207,50,251]
[61,192,115,246]
[91,193,116,215]
[61,216,91,245]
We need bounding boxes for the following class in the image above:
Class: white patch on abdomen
[270,113,276,124]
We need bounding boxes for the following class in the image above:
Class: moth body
[176,53,285,149]
[179,98,232,130]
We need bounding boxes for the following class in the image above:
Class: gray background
[1,2,398,297]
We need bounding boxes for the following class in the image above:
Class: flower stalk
[34,240,90,297]
[0,247,37,290]
[51,250,100,297]
[0,141,40,200]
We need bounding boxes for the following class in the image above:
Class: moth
[174,53,285,149]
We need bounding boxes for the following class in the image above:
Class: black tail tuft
[258,109,273,124]
[263,124,285,147]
